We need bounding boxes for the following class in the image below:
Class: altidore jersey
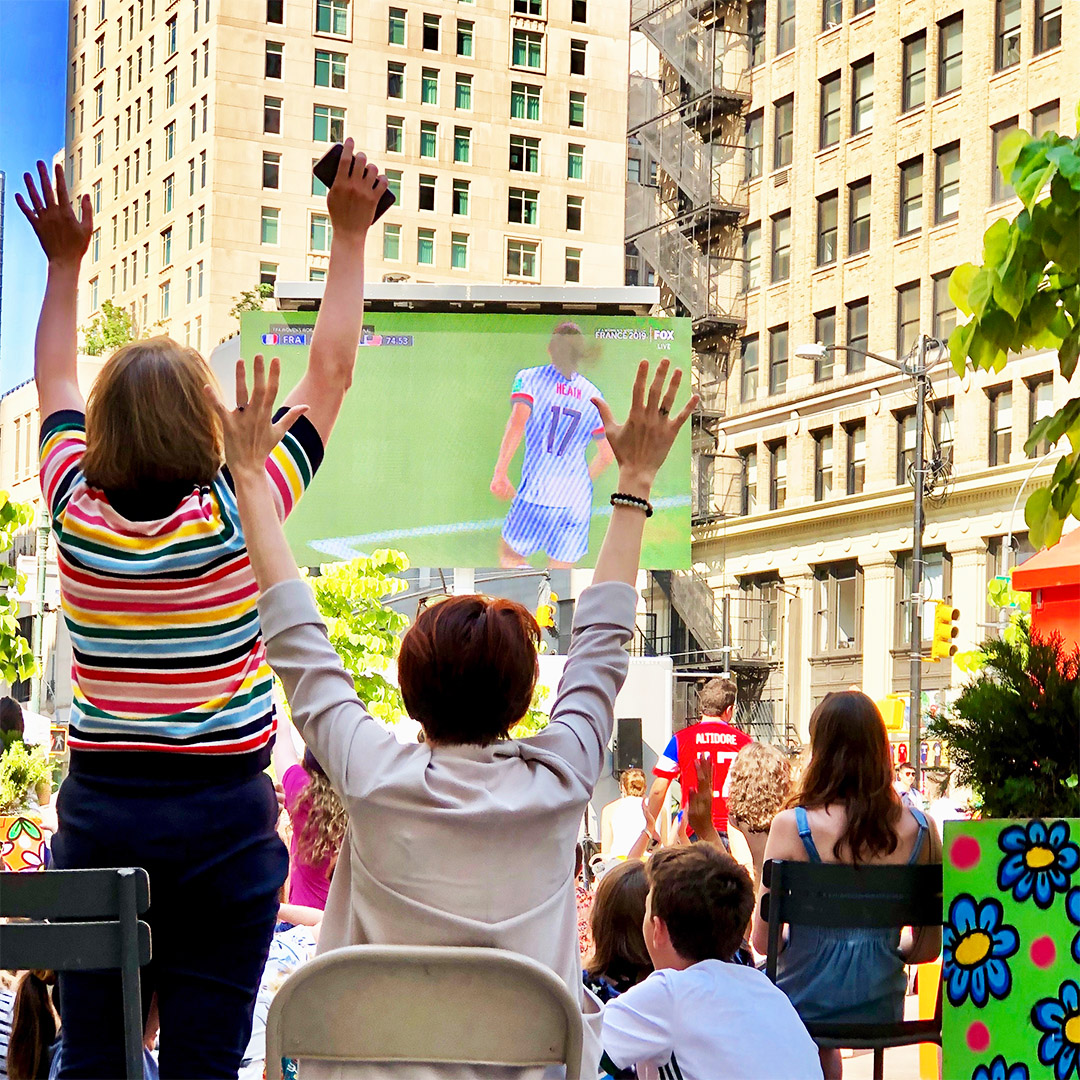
[511,364,604,512]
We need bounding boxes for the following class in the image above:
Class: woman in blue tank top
[751,692,942,1080]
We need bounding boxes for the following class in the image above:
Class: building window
[742,222,760,292]
[938,15,962,96]
[444,178,466,216]
[896,281,920,359]
[814,309,835,380]
[388,7,405,45]
[566,195,583,231]
[87,274,98,314]
[740,448,757,515]
[769,324,788,395]
[387,61,404,99]
[452,232,470,270]
[506,239,538,279]
[814,562,861,654]
[166,66,177,106]
[382,222,401,261]
[902,32,926,112]
[93,131,103,166]
[932,271,956,342]
[264,96,281,134]
[846,422,866,494]
[572,0,587,22]
[846,298,868,372]
[313,104,345,143]
[740,336,759,402]
[260,206,279,245]
[771,211,791,282]
[768,440,787,510]
[567,143,584,180]
[159,280,171,319]
[512,30,543,69]
[510,134,540,172]
[985,536,1035,634]
[568,91,585,128]
[92,179,102,212]
[309,212,332,252]
[935,142,960,223]
[746,111,763,179]
[163,173,174,213]
[896,410,916,484]
[508,187,538,225]
[265,0,282,22]
[91,227,101,262]
[315,49,346,89]
[995,0,1021,71]
[897,549,949,647]
[265,41,282,79]
[899,157,923,236]
[262,151,280,189]
[453,126,471,163]
[989,387,1012,465]
[420,67,438,105]
[814,430,834,501]
[419,121,437,157]
[748,0,765,66]
[166,14,177,54]
[513,0,542,12]
[992,119,1019,204]
[822,0,841,29]
[773,95,793,169]
[1032,101,1059,138]
[511,82,541,121]
[933,399,954,467]
[776,0,795,53]
[819,73,840,149]
[847,178,871,255]
[854,0,874,11]
[165,120,175,159]
[816,192,838,266]
[1027,376,1055,457]
[419,174,435,211]
[565,247,581,282]
[260,262,277,287]
[385,170,402,202]
[417,227,435,265]
[851,57,874,135]
[160,225,173,265]
[455,73,472,110]
[386,116,404,153]
[570,39,586,75]
[315,0,348,36]
[457,20,473,56]
[1035,0,1062,54]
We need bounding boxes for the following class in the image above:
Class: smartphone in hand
[313,144,396,223]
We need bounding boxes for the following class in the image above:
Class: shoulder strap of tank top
[794,806,822,862]
[907,806,929,864]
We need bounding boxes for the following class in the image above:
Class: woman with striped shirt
[17,143,387,1079]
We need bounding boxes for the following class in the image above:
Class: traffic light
[930,601,960,661]
[876,695,906,731]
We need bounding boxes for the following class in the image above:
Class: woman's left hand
[206,355,308,481]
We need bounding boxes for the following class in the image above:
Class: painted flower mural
[1067,888,1080,965]
[998,820,1079,909]
[1032,979,1080,1080]
[943,894,1019,1008]
[971,1057,1030,1080]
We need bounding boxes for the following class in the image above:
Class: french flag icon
[262,333,279,345]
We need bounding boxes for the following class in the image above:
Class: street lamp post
[796,335,936,787]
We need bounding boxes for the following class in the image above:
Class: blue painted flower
[1068,888,1080,965]
[1032,980,1080,1080]
[998,819,1079,909]
[972,1056,1029,1080]
[942,894,1018,1008]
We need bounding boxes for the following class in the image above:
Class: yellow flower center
[1025,846,1056,869]
[954,930,992,967]
[1065,1014,1080,1047]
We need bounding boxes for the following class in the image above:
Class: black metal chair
[0,867,151,1080]
[761,859,943,1080]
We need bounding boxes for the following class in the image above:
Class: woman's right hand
[591,360,698,499]
[326,137,390,239]
[16,162,93,268]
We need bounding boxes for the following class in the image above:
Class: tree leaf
[1060,321,1080,380]
[949,264,979,316]
[1025,485,1053,548]
[998,129,1032,187]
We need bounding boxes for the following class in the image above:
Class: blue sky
[0,0,67,393]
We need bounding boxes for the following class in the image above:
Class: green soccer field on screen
[237,311,693,570]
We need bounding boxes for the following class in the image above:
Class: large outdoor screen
[238,311,692,569]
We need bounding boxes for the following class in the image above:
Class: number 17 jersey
[511,365,605,513]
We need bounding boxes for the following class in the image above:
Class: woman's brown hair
[296,750,347,880]
[619,768,646,798]
[81,337,223,489]
[397,595,539,745]
[728,742,792,832]
[8,970,57,1080]
[789,691,902,864]
[586,860,652,985]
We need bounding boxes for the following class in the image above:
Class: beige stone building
[633,0,1077,745]
[63,0,631,349]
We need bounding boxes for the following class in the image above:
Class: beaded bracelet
[610,492,654,517]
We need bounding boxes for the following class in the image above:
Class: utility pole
[29,510,51,714]
[908,335,928,789]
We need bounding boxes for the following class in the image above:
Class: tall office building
[64,0,631,350]
[635,0,1076,741]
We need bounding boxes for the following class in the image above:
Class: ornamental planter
[0,811,46,871]
[942,818,1080,1080]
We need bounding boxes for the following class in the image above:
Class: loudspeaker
[612,717,643,776]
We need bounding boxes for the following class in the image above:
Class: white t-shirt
[607,796,647,858]
[602,959,823,1080]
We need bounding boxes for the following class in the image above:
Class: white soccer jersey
[511,364,604,511]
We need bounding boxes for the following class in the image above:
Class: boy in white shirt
[601,845,823,1080]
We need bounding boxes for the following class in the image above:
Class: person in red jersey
[647,678,751,847]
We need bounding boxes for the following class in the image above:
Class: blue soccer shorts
[501,497,592,564]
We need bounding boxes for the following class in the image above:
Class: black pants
[51,768,288,1079]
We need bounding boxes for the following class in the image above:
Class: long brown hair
[586,861,652,985]
[789,692,902,864]
[296,750,347,880]
[81,337,223,489]
[8,970,58,1080]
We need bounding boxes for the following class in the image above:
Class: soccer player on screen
[490,322,615,568]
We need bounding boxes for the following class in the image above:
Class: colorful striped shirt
[39,410,322,770]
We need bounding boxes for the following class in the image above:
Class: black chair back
[0,868,151,1080]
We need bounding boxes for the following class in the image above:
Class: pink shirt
[282,764,334,910]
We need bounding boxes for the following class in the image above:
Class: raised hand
[206,356,309,480]
[686,754,716,839]
[16,162,93,267]
[326,137,391,239]
[591,360,698,497]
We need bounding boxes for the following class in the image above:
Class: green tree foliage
[509,684,552,739]
[928,620,1080,818]
[0,496,38,686]
[230,283,275,327]
[948,102,1080,549]
[0,740,53,813]
[82,299,135,356]
[308,551,411,725]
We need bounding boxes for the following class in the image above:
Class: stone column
[947,538,989,657]
[858,553,898,701]
[783,566,816,742]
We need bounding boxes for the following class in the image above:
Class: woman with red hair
[212,355,694,1076]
